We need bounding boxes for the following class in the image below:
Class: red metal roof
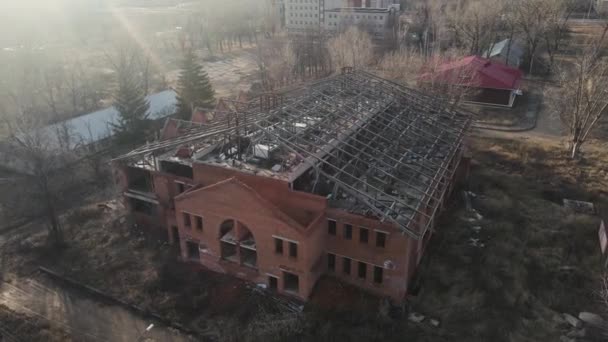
[418,55,523,90]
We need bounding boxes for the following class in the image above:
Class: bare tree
[408,0,450,57]
[289,31,332,81]
[83,121,111,188]
[328,27,374,71]
[417,49,476,110]
[377,49,425,86]
[500,3,520,67]
[256,37,297,90]
[553,36,608,158]
[511,0,572,74]
[447,0,504,55]
[512,0,548,73]
[40,66,65,119]
[0,117,84,245]
[543,0,575,72]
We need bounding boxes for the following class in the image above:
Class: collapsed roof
[115,70,472,239]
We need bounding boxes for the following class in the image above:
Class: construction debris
[563,313,583,328]
[562,199,595,215]
[578,312,607,328]
[466,209,484,222]
[429,318,440,327]
[408,312,425,323]
[468,237,485,248]
[463,190,477,212]
[250,286,303,314]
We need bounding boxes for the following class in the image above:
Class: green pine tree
[111,70,150,145]
[176,49,216,120]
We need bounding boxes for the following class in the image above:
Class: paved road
[0,277,193,342]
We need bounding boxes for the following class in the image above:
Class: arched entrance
[218,219,257,269]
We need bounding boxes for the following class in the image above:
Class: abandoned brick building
[112,71,472,301]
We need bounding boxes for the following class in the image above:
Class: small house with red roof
[418,55,524,107]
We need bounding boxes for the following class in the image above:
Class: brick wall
[324,208,410,301]
[116,147,470,302]
[174,176,326,300]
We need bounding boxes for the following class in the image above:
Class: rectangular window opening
[275,238,284,255]
[283,272,299,293]
[183,213,191,228]
[268,276,278,290]
[221,242,238,262]
[374,266,383,284]
[327,253,336,271]
[359,227,369,243]
[344,224,353,240]
[358,262,367,279]
[195,216,203,231]
[289,242,298,258]
[186,241,200,260]
[376,231,386,248]
[328,219,337,235]
[343,257,351,275]
[240,247,257,268]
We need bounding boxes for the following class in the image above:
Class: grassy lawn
[3,135,607,341]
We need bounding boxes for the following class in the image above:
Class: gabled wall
[174,177,326,299]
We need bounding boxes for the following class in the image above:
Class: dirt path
[0,277,192,342]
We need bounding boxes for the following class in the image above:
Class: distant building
[0,90,177,175]
[37,90,177,149]
[324,7,396,39]
[285,0,323,34]
[483,39,524,67]
[284,0,399,37]
[418,56,524,107]
[596,0,608,14]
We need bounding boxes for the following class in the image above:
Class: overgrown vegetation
[0,304,70,342]
[4,136,606,341]
[411,136,606,341]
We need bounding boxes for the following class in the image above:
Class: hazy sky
[0,0,111,11]
[1,0,69,9]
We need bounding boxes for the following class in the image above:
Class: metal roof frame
[115,71,472,239]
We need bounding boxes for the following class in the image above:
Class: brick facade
[114,147,468,302]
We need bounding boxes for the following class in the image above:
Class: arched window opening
[239,225,257,268]
[218,220,258,269]
[219,220,238,262]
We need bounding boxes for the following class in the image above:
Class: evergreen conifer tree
[176,49,215,120]
[111,69,150,145]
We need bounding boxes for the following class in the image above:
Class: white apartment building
[284,0,398,37]
[596,0,608,14]
[324,7,392,38]
[285,0,324,33]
